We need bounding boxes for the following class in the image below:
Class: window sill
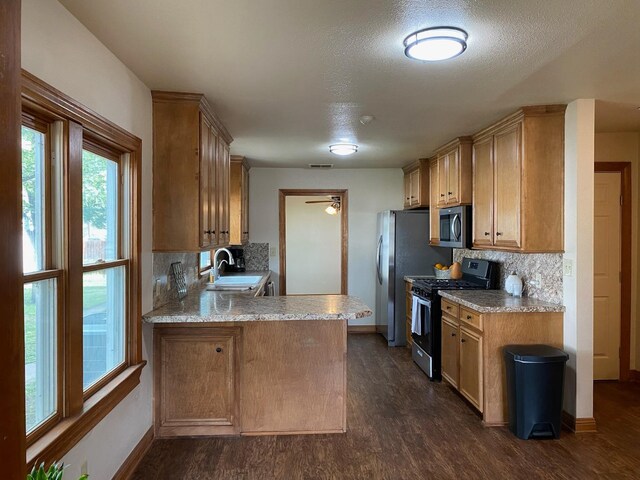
[26,361,146,468]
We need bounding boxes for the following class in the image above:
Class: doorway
[278,189,348,295]
[593,163,631,381]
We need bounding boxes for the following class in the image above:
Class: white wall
[22,0,154,478]
[563,99,595,419]
[250,168,404,324]
[285,196,341,294]
[594,132,640,370]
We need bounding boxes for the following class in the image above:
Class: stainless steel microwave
[438,205,471,248]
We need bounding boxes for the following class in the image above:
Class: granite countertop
[438,290,565,314]
[143,272,373,323]
[404,275,435,284]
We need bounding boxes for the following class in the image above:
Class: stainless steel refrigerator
[375,210,452,346]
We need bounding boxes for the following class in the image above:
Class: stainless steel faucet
[213,248,235,280]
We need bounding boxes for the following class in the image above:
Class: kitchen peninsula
[143,272,372,438]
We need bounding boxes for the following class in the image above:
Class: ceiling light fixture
[359,115,375,125]
[329,143,358,156]
[403,27,468,62]
[325,204,339,215]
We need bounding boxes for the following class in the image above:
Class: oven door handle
[451,213,461,241]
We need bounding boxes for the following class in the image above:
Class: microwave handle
[451,213,461,241]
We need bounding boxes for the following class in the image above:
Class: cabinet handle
[446,306,451,310]
[448,191,453,195]
[496,232,503,236]
[451,332,456,337]
[484,232,490,236]
[461,338,466,343]
[216,347,222,353]
[466,315,472,320]
[440,193,445,197]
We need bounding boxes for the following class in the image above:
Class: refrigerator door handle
[376,235,383,285]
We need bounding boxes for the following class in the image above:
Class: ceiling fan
[305,196,341,215]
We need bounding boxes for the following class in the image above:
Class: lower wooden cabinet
[459,326,482,411]
[441,316,459,388]
[440,297,563,425]
[155,326,241,437]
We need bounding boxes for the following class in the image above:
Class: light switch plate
[269,246,277,257]
[563,258,573,277]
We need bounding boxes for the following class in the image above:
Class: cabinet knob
[484,232,490,236]
[446,306,451,310]
[440,193,445,197]
[496,232,503,236]
[406,197,410,200]
[216,347,222,353]
[466,315,472,320]
[451,332,456,337]
[461,338,466,343]
[448,191,453,195]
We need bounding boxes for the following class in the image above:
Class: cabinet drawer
[460,307,482,332]
[441,299,459,318]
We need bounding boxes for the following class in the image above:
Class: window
[21,123,60,436]
[22,71,144,466]
[199,250,212,274]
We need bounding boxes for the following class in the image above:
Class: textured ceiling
[59,0,640,167]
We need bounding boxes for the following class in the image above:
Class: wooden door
[593,172,622,380]
[472,137,494,247]
[409,169,420,206]
[446,149,460,205]
[156,328,239,436]
[403,173,411,208]
[199,114,212,248]
[437,156,448,207]
[459,327,482,411]
[441,318,459,388]
[429,159,440,245]
[493,122,522,249]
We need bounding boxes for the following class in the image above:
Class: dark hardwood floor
[131,334,640,479]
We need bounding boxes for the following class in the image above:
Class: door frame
[278,189,348,295]
[594,162,631,381]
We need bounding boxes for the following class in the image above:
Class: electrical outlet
[535,273,542,290]
[80,461,88,476]
[563,258,573,277]
[269,246,277,257]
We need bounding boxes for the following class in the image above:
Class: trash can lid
[503,344,569,363]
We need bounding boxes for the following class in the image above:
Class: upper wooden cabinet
[429,158,440,245]
[472,105,565,252]
[230,156,250,245]
[434,137,473,207]
[152,91,233,252]
[402,159,429,209]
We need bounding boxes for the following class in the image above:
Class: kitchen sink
[213,275,262,286]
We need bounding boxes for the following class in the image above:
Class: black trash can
[503,344,569,440]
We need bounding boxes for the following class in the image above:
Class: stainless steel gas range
[410,258,499,380]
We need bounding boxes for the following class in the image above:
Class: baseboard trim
[112,427,154,480]
[562,410,597,433]
[347,325,376,334]
[629,370,640,382]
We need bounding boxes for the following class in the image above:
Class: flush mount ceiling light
[403,27,468,62]
[329,143,358,156]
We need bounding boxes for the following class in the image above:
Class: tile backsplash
[453,249,563,304]
[243,243,270,271]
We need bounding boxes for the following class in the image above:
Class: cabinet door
[156,328,239,437]
[494,122,522,249]
[429,159,440,245]
[441,318,459,388]
[199,114,212,248]
[403,173,411,208]
[459,327,483,412]
[409,169,420,206]
[223,144,231,245]
[437,156,448,207]
[446,149,460,205]
[241,165,250,244]
[472,137,494,247]
[208,127,219,247]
